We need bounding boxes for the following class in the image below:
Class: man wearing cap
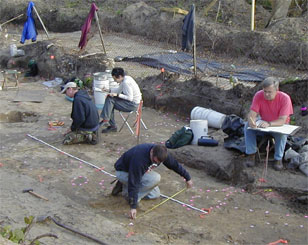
[244,77,293,171]
[61,82,99,145]
[99,67,141,133]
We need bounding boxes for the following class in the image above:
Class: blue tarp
[120,52,269,82]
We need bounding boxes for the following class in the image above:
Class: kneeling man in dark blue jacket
[111,143,193,219]
[61,82,99,145]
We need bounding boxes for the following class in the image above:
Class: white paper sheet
[248,124,301,135]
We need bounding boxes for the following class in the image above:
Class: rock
[123,2,158,27]
[171,145,236,181]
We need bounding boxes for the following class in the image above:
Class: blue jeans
[244,122,287,160]
[100,96,138,127]
[116,171,161,202]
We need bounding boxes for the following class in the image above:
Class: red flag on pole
[135,101,143,143]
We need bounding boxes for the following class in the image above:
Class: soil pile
[1,0,308,69]
[0,1,308,245]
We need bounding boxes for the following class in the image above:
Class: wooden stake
[192,4,197,77]
[79,52,105,59]
[251,0,256,31]
[136,101,142,145]
[215,0,221,23]
[0,14,24,27]
[204,0,218,16]
[32,6,50,39]
[94,11,106,54]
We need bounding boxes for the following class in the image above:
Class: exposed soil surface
[0,29,307,245]
[0,1,308,245]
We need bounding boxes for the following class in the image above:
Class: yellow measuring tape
[137,187,187,219]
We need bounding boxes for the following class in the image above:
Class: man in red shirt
[244,77,293,171]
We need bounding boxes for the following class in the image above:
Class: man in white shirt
[100,67,142,133]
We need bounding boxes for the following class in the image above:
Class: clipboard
[248,124,301,135]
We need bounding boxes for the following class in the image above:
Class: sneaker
[273,160,283,171]
[243,154,256,167]
[102,126,117,133]
[111,181,123,196]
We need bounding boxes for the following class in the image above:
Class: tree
[266,0,292,27]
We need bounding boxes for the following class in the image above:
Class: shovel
[36,215,107,245]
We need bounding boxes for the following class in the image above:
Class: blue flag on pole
[20,1,37,44]
[182,5,195,51]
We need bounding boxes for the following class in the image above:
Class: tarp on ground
[118,51,269,82]
[14,90,45,102]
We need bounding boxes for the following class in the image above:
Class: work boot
[243,154,256,168]
[102,126,117,134]
[111,181,123,196]
[87,131,99,145]
[273,160,283,171]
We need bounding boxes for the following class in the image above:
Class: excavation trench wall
[1,1,308,70]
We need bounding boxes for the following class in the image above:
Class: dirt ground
[0,27,308,245]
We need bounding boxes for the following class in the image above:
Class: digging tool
[36,215,107,245]
[22,188,49,201]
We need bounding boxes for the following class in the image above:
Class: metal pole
[32,6,50,39]
[192,4,197,77]
[251,0,256,31]
[27,134,206,214]
[27,134,115,177]
[94,11,106,54]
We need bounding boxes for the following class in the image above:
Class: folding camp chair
[1,70,20,90]
[118,101,148,135]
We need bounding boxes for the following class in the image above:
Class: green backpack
[165,126,193,149]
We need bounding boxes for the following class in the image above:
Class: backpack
[165,126,193,149]
[221,114,245,137]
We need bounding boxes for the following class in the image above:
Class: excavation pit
[0,111,39,123]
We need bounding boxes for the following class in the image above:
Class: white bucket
[190,120,208,145]
[109,81,119,90]
[191,106,226,129]
[10,44,17,57]
[104,71,114,82]
[103,70,118,89]
[93,72,109,109]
